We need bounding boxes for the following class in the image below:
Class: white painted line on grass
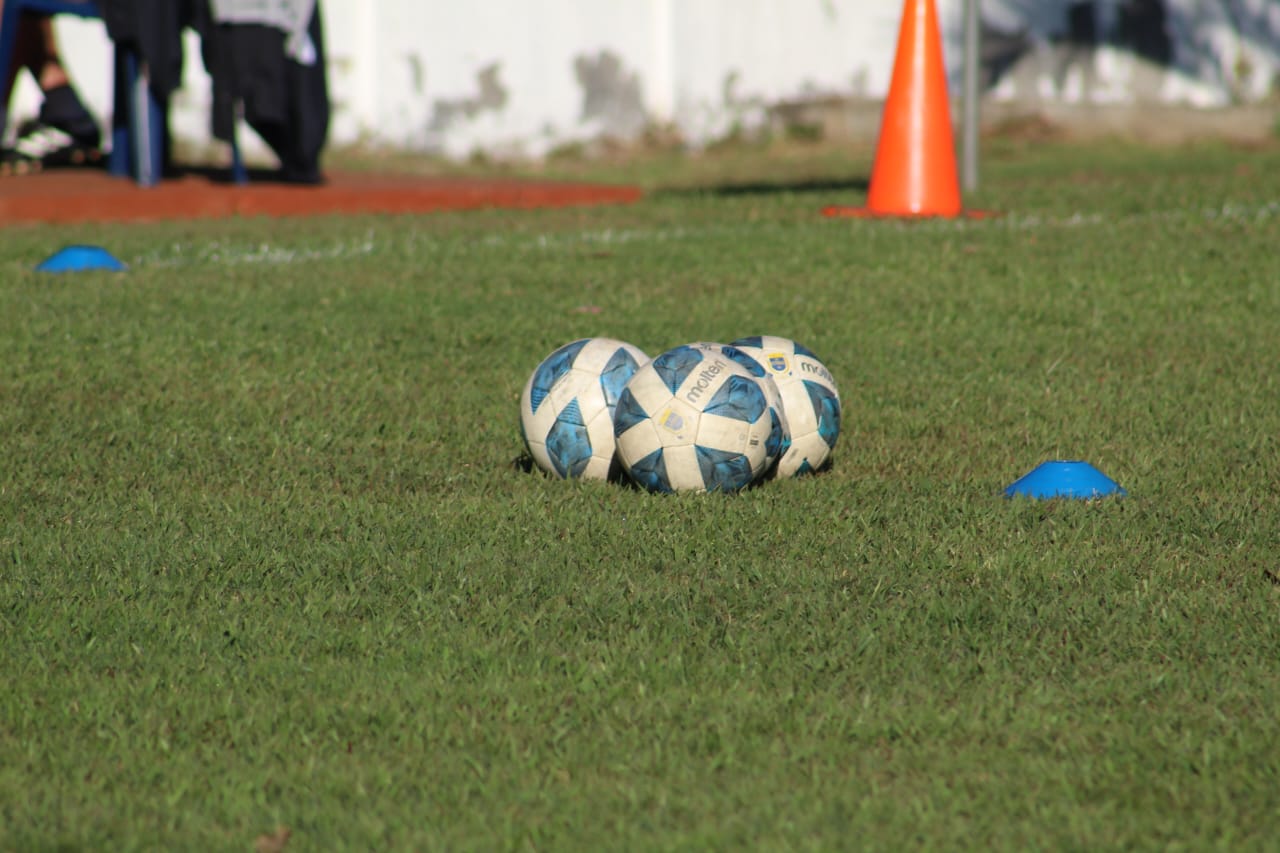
[123,199,1280,269]
[134,233,378,269]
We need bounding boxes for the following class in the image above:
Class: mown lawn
[2,138,1279,850]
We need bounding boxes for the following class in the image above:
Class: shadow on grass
[510,451,838,493]
[655,175,870,199]
[164,163,324,186]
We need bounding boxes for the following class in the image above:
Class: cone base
[821,205,997,220]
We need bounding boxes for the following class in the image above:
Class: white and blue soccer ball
[613,343,786,493]
[688,341,791,473]
[520,337,649,481]
[729,335,841,477]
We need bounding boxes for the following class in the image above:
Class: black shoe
[1,119,102,176]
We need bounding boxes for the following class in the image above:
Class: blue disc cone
[1005,460,1127,500]
[35,245,127,273]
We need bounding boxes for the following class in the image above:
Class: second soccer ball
[613,343,784,493]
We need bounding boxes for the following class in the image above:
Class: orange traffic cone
[824,0,973,218]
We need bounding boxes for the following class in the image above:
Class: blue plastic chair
[0,0,245,185]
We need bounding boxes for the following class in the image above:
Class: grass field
[3,138,1280,850]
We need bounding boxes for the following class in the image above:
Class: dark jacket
[100,0,330,183]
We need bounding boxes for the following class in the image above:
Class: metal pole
[961,0,980,193]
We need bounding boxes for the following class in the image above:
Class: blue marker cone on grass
[1005,460,1126,500]
[35,245,127,273]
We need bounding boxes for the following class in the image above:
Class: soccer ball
[613,343,785,493]
[729,335,841,477]
[687,341,791,473]
[520,338,650,480]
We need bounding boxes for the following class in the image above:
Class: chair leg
[109,48,129,177]
[0,3,24,143]
[130,53,164,186]
[110,47,164,186]
[229,107,247,184]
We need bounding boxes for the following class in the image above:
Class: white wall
[11,1,1278,163]
[344,1,912,158]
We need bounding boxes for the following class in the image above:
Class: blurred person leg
[1,1,101,175]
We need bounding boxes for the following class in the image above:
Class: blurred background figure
[1,0,328,182]
[195,0,329,183]
[101,0,330,183]
[0,0,101,175]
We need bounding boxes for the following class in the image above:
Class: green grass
[3,138,1280,850]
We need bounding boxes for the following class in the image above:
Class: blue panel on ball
[560,398,585,425]
[652,346,704,395]
[793,341,820,360]
[546,399,592,478]
[695,446,754,492]
[529,387,549,412]
[794,458,814,476]
[703,375,766,423]
[720,345,766,377]
[730,335,764,350]
[529,339,588,414]
[627,447,672,493]
[599,347,641,409]
[612,387,650,438]
[804,380,841,448]
[766,407,787,461]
